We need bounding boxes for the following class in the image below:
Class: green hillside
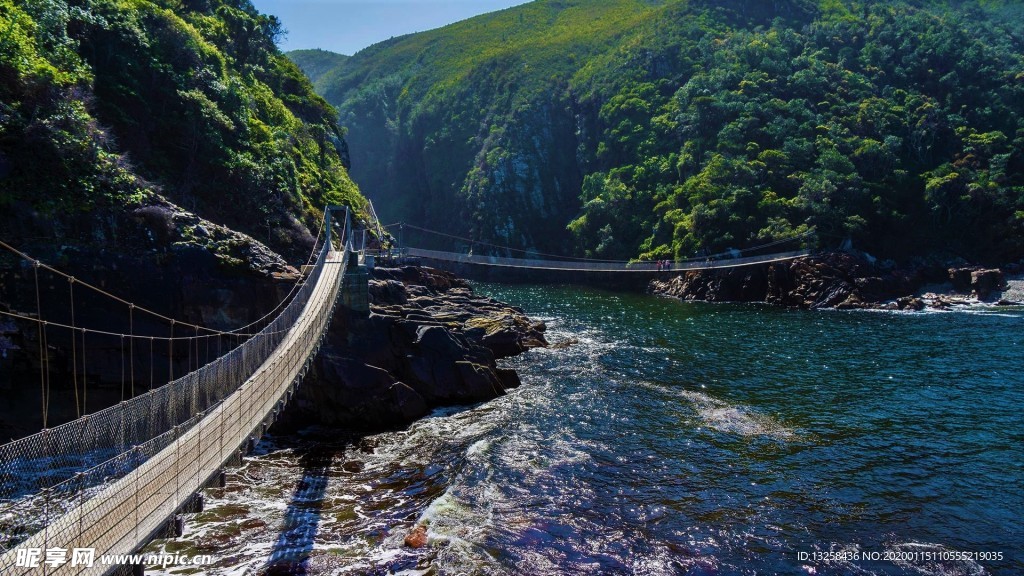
[289,48,349,84]
[307,0,1024,263]
[0,0,365,260]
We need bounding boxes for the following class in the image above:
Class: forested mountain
[0,0,365,260]
[300,0,1024,264]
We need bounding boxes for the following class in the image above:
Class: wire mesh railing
[0,238,347,573]
[0,242,327,499]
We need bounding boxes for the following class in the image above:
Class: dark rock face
[309,354,428,425]
[284,266,547,430]
[948,267,976,294]
[344,91,583,256]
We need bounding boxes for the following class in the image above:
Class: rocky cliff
[0,0,372,437]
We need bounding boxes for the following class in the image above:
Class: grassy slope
[317,1,663,106]
[288,49,350,84]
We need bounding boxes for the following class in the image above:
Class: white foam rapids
[680,390,798,440]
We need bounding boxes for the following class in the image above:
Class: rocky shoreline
[649,251,1024,311]
[279,266,548,431]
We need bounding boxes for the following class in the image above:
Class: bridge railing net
[0,242,332,553]
[0,247,345,575]
[406,248,810,271]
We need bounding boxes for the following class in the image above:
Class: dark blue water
[151,285,1023,575]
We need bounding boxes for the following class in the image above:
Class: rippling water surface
[150,285,1024,575]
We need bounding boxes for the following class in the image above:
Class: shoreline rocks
[649,252,1023,311]
[280,266,548,431]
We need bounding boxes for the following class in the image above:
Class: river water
[148,284,1023,575]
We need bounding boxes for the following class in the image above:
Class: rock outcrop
[947,267,1006,301]
[283,266,547,430]
[650,252,920,310]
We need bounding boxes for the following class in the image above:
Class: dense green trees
[1,0,364,258]
[304,0,1023,264]
[566,0,1024,262]
[604,1,1024,263]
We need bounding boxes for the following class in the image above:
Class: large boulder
[367,279,408,305]
[415,325,466,358]
[299,354,429,427]
[464,311,549,360]
[970,269,1005,301]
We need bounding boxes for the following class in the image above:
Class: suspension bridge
[389,223,813,288]
[0,206,811,574]
[0,207,355,575]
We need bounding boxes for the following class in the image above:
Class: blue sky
[249,0,532,55]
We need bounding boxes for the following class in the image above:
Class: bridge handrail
[0,242,333,550]
[406,248,810,272]
[0,246,346,575]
